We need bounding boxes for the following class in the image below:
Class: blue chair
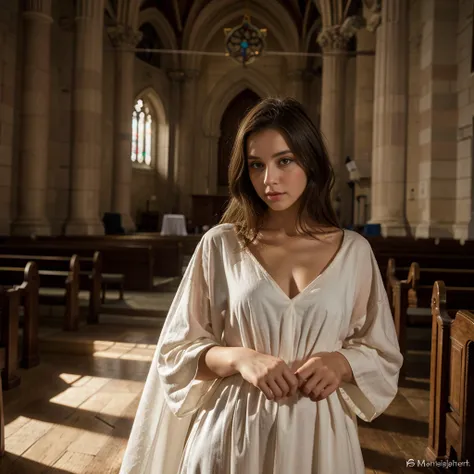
[363,223,382,237]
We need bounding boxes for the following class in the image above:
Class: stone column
[108,25,141,232]
[415,0,458,239]
[352,5,377,226]
[286,69,305,102]
[65,0,105,235]
[12,0,53,236]
[204,133,220,195]
[0,1,20,235]
[318,27,350,224]
[174,70,199,217]
[166,70,185,213]
[369,0,409,236]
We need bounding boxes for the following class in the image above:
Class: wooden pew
[0,262,39,368]
[0,233,189,275]
[0,286,23,457]
[0,253,101,324]
[0,243,152,291]
[389,261,474,365]
[0,286,21,390]
[385,258,408,308]
[425,282,474,470]
[404,262,474,309]
[0,255,80,331]
[46,236,183,279]
[386,259,410,354]
[367,235,474,256]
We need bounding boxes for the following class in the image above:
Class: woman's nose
[263,165,281,185]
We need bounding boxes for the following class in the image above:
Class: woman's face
[246,129,308,212]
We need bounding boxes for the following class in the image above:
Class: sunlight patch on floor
[91,340,155,361]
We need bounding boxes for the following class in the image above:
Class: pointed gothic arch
[199,68,278,194]
[217,89,261,186]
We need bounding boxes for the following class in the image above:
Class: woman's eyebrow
[247,150,293,160]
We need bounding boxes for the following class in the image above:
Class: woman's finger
[267,379,283,400]
[300,371,324,396]
[315,382,338,401]
[275,375,290,398]
[311,378,330,399]
[282,369,299,396]
[259,381,275,401]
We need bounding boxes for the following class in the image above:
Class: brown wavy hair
[219,97,340,249]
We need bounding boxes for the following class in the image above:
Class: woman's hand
[233,349,299,402]
[294,352,353,402]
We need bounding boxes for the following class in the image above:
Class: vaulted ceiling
[105,0,367,66]
[139,0,312,36]
[137,0,321,48]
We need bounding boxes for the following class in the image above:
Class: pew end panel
[0,368,3,456]
[18,262,40,368]
[391,278,410,370]
[426,282,474,469]
[0,286,21,391]
[0,263,40,369]
[63,255,80,331]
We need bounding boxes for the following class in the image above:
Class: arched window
[131,98,154,166]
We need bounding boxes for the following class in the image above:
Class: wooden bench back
[368,236,474,255]
[388,260,474,368]
[0,262,40,368]
[405,262,474,308]
[0,243,152,291]
[378,253,474,270]
[426,282,474,467]
[0,255,79,331]
[0,286,21,390]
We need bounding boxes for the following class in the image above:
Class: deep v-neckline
[241,229,346,304]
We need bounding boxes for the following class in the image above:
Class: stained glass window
[131,98,153,166]
[224,15,266,66]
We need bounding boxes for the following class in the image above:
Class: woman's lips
[266,193,285,201]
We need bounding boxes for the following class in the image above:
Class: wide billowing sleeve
[336,240,403,422]
[156,232,226,419]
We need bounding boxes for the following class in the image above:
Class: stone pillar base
[452,223,470,242]
[382,223,408,237]
[65,218,104,236]
[415,223,455,239]
[11,218,51,236]
[369,219,408,237]
[468,216,474,240]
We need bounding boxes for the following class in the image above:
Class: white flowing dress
[119,224,403,474]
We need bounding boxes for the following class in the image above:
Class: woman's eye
[249,158,293,169]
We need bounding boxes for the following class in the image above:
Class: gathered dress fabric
[119,224,403,474]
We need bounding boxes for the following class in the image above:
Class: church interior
[0,0,473,472]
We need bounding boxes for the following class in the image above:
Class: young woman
[120,97,403,474]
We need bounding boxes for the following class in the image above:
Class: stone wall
[0,1,18,234]
[2,1,472,236]
[47,0,74,235]
[131,59,170,223]
[455,0,474,240]
[414,0,458,238]
[406,0,422,231]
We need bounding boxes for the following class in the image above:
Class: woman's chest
[245,238,342,301]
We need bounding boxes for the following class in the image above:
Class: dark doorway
[218,89,261,187]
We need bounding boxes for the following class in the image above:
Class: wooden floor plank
[2,321,436,473]
[51,451,95,473]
